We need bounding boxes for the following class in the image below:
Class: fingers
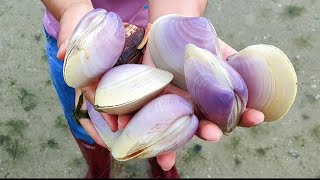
[218,38,238,61]
[56,40,69,60]
[141,43,156,67]
[56,4,94,60]
[95,112,133,132]
[118,114,133,130]
[57,4,93,47]
[74,89,108,148]
[100,113,118,132]
[195,109,264,142]
[80,82,98,105]
[161,83,191,99]
[156,152,176,171]
[238,108,264,128]
[79,118,108,148]
[196,120,223,142]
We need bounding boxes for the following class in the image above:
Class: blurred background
[0,0,319,178]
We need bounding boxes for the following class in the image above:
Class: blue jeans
[44,28,95,144]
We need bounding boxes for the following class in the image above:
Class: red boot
[148,157,180,179]
[74,138,111,179]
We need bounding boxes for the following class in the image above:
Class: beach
[0,0,319,178]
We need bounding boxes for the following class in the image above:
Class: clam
[63,9,145,89]
[149,14,221,90]
[86,101,121,149]
[184,44,248,133]
[63,8,125,88]
[86,101,121,150]
[87,94,199,161]
[94,64,173,115]
[227,44,298,122]
[115,23,145,66]
[64,10,298,161]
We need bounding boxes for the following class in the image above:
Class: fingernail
[57,41,68,60]
[118,122,124,131]
[162,167,171,171]
[254,112,265,125]
[57,47,64,60]
[206,127,222,142]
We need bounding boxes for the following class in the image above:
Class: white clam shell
[94,64,173,114]
[227,44,298,121]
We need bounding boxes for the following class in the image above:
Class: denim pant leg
[44,29,95,145]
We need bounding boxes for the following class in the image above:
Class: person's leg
[73,137,111,178]
[44,28,111,178]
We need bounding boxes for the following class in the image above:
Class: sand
[0,0,319,178]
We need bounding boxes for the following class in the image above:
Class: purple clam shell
[87,101,120,149]
[149,14,221,90]
[111,94,199,160]
[87,94,199,160]
[63,8,125,88]
[185,45,248,133]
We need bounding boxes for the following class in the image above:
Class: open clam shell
[63,8,125,88]
[184,44,248,133]
[94,64,174,115]
[149,14,221,90]
[110,94,199,161]
[227,44,298,122]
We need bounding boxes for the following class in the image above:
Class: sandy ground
[0,0,319,178]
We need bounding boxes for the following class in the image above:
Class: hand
[194,39,265,142]
[136,40,265,171]
[55,4,121,148]
[56,3,94,60]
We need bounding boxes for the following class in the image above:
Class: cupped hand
[60,6,265,170]
[56,4,120,148]
[58,7,177,171]
[135,39,265,171]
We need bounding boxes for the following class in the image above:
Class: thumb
[56,4,93,60]
[56,40,69,60]
[156,152,176,171]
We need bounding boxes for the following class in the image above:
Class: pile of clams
[63,9,297,161]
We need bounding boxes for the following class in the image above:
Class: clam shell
[110,94,199,161]
[227,44,297,122]
[149,14,221,90]
[184,44,248,133]
[87,101,121,149]
[63,9,125,88]
[114,23,145,66]
[94,64,173,115]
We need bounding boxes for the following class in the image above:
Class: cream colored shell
[94,64,173,115]
[228,44,297,122]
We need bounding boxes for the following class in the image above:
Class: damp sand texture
[0,0,319,178]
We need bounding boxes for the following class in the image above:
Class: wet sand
[0,0,319,178]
